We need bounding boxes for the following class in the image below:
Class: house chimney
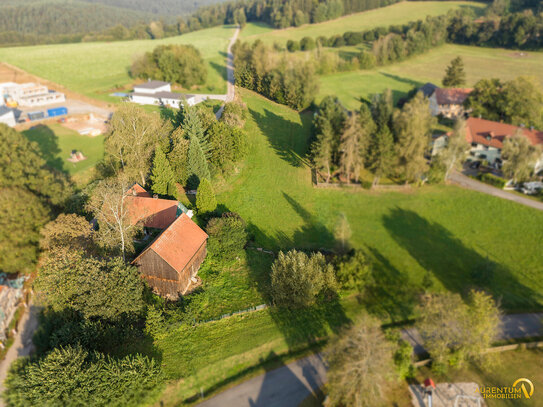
[530,126,534,131]
[520,123,525,128]
[153,194,158,199]
[187,210,194,218]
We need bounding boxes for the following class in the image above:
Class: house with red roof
[429,88,472,119]
[126,184,208,299]
[465,117,543,170]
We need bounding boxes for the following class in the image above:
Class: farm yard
[240,1,486,45]
[0,25,236,103]
[22,123,104,180]
[318,44,543,108]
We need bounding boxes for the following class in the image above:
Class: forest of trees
[130,45,208,88]
[309,91,472,185]
[233,40,319,110]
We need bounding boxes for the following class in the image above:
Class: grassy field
[218,90,543,313]
[22,123,104,179]
[240,1,485,45]
[0,25,236,102]
[151,85,543,401]
[318,44,543,109]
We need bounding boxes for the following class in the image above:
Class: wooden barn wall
[180,242,207,294]
[135,249,180,298]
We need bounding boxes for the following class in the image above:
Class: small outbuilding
[0,106,16,127]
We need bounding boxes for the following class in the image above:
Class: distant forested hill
[81,0,226,17]
[0,1,148,36]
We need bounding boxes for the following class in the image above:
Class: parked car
[521,182,543,195]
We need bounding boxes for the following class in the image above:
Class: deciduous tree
[271,250,337,308]
[436,119,470,180]
[394,93,436,183]
[502,131,541,184]
[104,103,170,186]
[326,314,395,407]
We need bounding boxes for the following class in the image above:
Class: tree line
[233,40,319,110]
[310,90,470,185]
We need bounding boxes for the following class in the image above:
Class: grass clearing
[0,25,236,103]
[22,123,104,178]
[218,90,543,314]
[318,44,543,109]
[241,1,485,45]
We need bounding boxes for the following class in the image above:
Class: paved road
[197,313,542,407]
[0,302,40,407]
[198,353,327,407]
[215,25,240,119]
[448,171,543,211]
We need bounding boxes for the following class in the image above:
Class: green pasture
[240,1,485,45]
[0,25,236,102]
[318,44,543,109]
[218,90,543,313]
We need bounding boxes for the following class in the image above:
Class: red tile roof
[125,195,179,229]
[135,213,208,275]
[127,183,152,197]
[435,88,472,105]
[465,117,543,149]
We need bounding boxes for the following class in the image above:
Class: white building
[0,82,65,107]
[428,88,472,119]
[130,80,196,108]
[133,80,171,95]
[0,106,16,127]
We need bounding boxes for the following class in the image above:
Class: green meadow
[240,1,485,45]
[218,90,543,312]
[0,25,236,102]
[318,44,543,109]
[152,89,543,405]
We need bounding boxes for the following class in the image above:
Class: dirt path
[0,302,40,407]
[215,25,240,119]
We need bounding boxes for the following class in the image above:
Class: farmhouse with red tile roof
[465,117,543,170]
[127,184,208,299]
[429,88,472,119]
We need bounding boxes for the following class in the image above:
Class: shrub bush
[206,213,248,261]
[478,173,506,188]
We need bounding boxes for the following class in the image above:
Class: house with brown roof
[429,88,472,119]
[126,184,208,299]
[465,117,543,170]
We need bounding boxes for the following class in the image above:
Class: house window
[471,142,477,147]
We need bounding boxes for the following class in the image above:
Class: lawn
[318,44,543,109]
[154,88,543,407]
[22,123,104,179]
[240,1,486,45]
[0,25,236,102]
[218,89,543,314]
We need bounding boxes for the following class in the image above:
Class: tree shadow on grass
[363,246,420,323]
[382,208,542,311]
[249,106,312,168]
[245,194,348,349]
[22,124,66,174]
[209,60,228,82]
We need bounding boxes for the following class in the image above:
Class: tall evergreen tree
[150,147,176,197]
[339,106,373,183]
[183,105,211,157]
[442,56,466,87]
[368,126,396,186]
[187,135,210,189]
[167,128,190,185]
[195,178,217,214]
[370,89,393,133]
[311,121,334,183]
